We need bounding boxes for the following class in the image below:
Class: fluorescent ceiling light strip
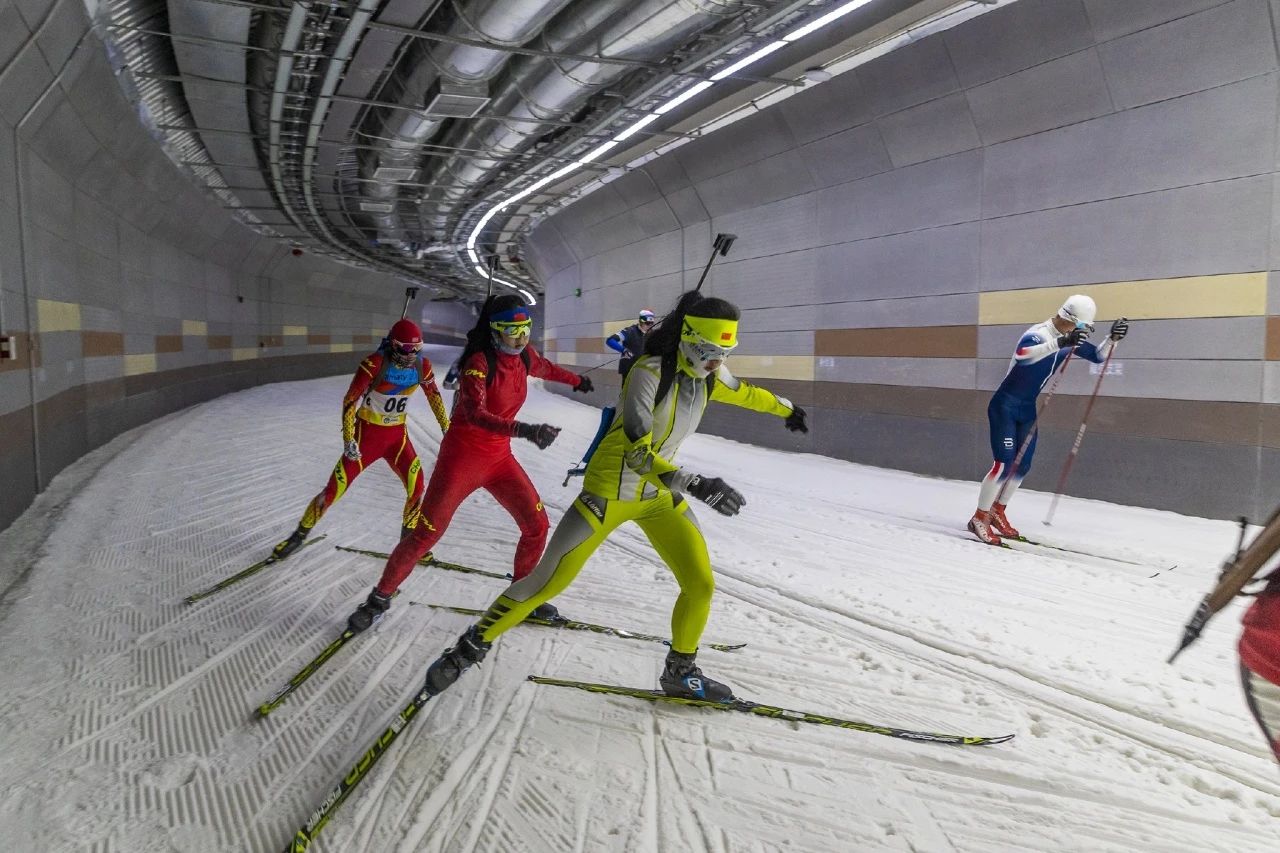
[613,113,660,142]
[710,41,786,81]
[784,0,877,42]
[581,140,620,162]
[654,81,714,115]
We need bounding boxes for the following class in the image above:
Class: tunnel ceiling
[98,0,971,302]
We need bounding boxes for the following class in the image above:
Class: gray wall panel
[965,49,1114,145]
[798,122,893,187]
[983,74,1277,218]
[980,176,1272,290]
[857,35,959,117]
[877,93,981,167]
[943,0,1095,88]
[1097,0,1276,108]
[816,150,983,245]
[676,109,798,183]
[813,223,980,302]
[977,357,1263,402]
[817,356,976,389]
[779,69,875,145]
[695,149,817,218]
[1082,0,1233,42]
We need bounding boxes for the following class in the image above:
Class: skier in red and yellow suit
[271,319,450,559]
[345,295,592,632]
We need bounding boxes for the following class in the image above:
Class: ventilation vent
[373,167,418,181]
[423,80,490,118]
[359,201,395,213]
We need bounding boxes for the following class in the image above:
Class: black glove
[686,475,745,517]
[1109,318,1129,341]
[785,405,808,433]
[514,422,561,450]
[574,375,593,394]
[1056,327,1088,349]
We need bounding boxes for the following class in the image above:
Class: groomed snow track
[1,357,1278,852]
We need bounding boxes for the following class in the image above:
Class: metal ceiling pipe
[428,0,742,238]
[362,0,576,244]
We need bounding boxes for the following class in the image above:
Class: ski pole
[1042,342,1118,526]
[994,350,1075,507]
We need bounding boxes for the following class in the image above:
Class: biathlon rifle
[1169,508,1280,663]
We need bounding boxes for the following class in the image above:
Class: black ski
[184,535,328,604]
[282,685,434,852]
[334,544,511,580]
[528,676,1014,746]
[421,603,746,652]
[257,591,401,717]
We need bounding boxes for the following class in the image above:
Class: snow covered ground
[1,346,1278,853]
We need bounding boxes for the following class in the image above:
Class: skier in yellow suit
[416,291,809,701]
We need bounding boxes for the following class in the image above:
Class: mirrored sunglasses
[491,320,532,338]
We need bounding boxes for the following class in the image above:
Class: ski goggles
[390,339,422,356]
[1059,309,1094,333]
[680,315,738,361]
[489,307,533,339]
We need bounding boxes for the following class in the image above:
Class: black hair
[643,291,740,358]
[459,293,531,384]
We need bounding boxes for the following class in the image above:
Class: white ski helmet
[1058,294,1096,330]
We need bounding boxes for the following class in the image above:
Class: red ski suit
[374,345,581,595]
[1240,575,1280,685]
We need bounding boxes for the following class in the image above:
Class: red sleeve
[456,353,517,435]
[341,353,380,439]
[525,344,581,387]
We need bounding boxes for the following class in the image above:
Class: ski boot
[989,502,1021,540]
[660,649,734,702]
[271,527,310,560]
[526,601,563,622]
[424,625,490,695]
[347,589,392,633]
[967,510,1003,546]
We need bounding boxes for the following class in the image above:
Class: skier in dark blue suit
[968,294,1129,545]
[605,308,656,378]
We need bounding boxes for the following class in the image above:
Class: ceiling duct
[426,0,743,242]
[423,79,491,117]
[358,0,578,248]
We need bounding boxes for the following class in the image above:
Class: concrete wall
[0,1,468,531]
[527,0,1280,520]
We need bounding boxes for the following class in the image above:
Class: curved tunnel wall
[527,0,1280,521]
[0,1,465,531]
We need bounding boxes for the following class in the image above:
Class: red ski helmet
[388,319,423,365]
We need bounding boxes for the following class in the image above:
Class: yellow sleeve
[709,366,794,417]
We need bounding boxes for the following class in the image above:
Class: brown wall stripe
[0,332,36,372]
[307,333,331,345]
[81,330,124,357]
[815,326,977,358]
[208,335,232,350]
[1266,317,1280,360]
[574,336,611,354]
[155,335,183,354]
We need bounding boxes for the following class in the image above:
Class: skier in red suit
[346,294,592,631]
[1239,572,1280,763]
[270,319,450,559]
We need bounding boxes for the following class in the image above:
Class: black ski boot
[424,626,490,695]
[347,589,392,633]
[271,527,310,560]
[660,649,734,702]
[526,601,563,622]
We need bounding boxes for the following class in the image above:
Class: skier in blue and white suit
[967,294,1129,545]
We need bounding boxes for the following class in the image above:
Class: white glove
[344,440,361,461]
